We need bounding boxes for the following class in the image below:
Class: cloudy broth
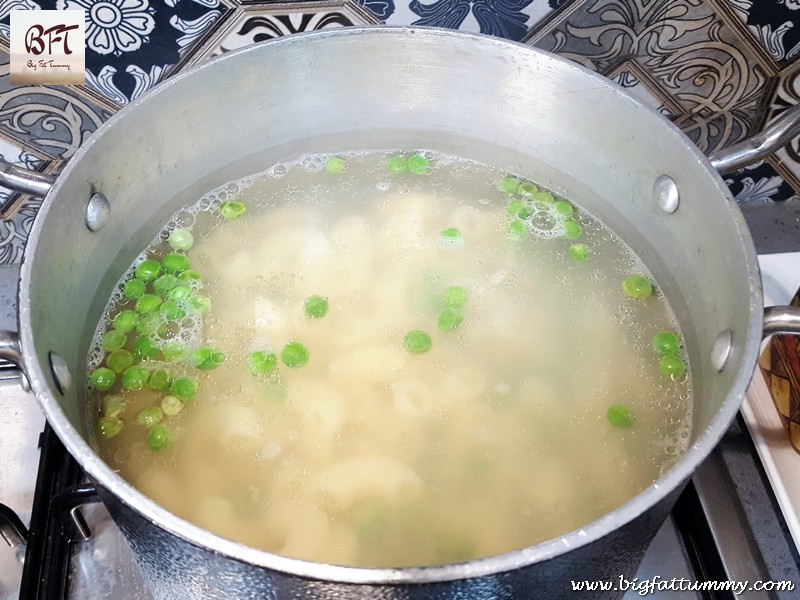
[88,151,692,567]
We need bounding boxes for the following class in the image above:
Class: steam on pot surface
[86,150,693,568]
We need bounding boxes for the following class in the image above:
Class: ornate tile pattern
[0,0,229,106]
[765,59,800,199]
[384,0,557,37]
[524,0,800,203]
[729,0,800,66]
[0,133,59,262]
[182,1,381,65]
[605,59,684,118]
[0,38,117,160]
[0,0,799,263]
[524,0,773,153]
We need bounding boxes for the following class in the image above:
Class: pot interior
[20,27,761,570]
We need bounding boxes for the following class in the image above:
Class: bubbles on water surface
[86,147,693,568]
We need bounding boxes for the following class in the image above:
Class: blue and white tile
[0,83,113,160]
[606,61,684,119]
[386,0,561,42]
[0,137,44,213]
[181,1,380,64]
[725,160,799,204]
[3,0,230,105]
[0,136,56,264]
[0,36,117,159]
[765,62,800,199]
[355,0,396,21]
[525,0,771,154]
[0,195,43,264]
[728,0,800,65]
[0,0,42,38]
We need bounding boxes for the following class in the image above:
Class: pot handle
[763,306,800,337]
[709,104,800,174]
[0,503,29,548]
[0,160,55,198]
[0,331,23,369]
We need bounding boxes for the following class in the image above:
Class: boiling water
[89,151,692,568]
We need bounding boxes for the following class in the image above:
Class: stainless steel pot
[2,26,800,599]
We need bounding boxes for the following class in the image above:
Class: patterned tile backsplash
[0,0,798,264]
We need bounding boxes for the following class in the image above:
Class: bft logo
[25,23,80,56]
[10,10,86,85]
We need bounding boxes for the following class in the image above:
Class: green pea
[517,205,533,220]
[439,228,463,247]
[162,342,187,362]
[135,313,161,337]
[137,406,163,428]
[167,284,192,302]
[136,294,162,314]
[90,367,116,391]
[568,243,590,263]
[443,286,468,309]
[148,424,172,452]
[408,154,429,175]
[132,336,161,362]
[101,394,125,418]
[178,270,202,282]
[113,310,139,332]
[438,533,476,563]
[170,377,198,402]
[281,342,309,368]
[532,191,554,203]
[518,182,538,197]
[160,395,184,416]
[191,347,225,371]
[497,176,520,195]
[220,201,246,220]
[652,331,680,356]
[326,156,346,174]
[121,366,149,391]
[147,368,172,392]
[187,295,211,314]
[95,416,123,440]
[102,329,127,352]
[386,155,408,174]
[168,228,194,251]
[659,355,686,380]
[554,200,573,218]
[403,330,432,354]
[622,275,653,299]
[607,405,634,429]
[438,307,463,331]
[153,275,179,297]
[507,220,527,241]
[161,253,190,275]
[506,199,525,217]
[159,300,186,321]
[351,502,390,539]
[248,351,277,376]
[106,349,134,374]
[563,220,582,240]
[303,295,329,319]
[134,259,161,282]
[123,278,146,300]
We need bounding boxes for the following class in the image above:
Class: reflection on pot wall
[0,0,798,263]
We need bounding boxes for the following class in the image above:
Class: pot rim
[19,26,763,584]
